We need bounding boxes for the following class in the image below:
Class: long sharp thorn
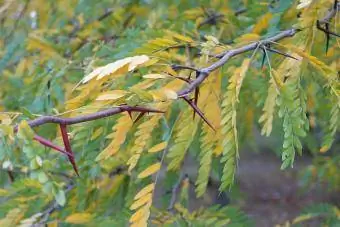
[328,30,340,38]
[266,47,299,60]
[127,110,133,120]
[193,87,200,119]
[34,134,72,157]
[261,48,266,69]
[133,112,145,124]
[325,23,330,55]
[183,97,215,131]
[60,124,79,176]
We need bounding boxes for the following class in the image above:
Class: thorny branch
[14,105,163,131]
[11,105,164,175]
[175,2,339,126]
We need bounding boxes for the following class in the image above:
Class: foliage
[0,0,339,226]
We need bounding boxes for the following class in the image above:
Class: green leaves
[277,77,309,169]
[220,59,250,190]
[55,189,66,206]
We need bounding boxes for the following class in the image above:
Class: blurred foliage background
[0,0,339,226]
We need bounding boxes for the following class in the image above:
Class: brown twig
[14,105,163,132]
[168,172,186,212]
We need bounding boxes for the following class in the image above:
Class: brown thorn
[162,71,192,84]
[127,110,133,120]
[262,45,299,60]
[133,112,146,124]
[193,87,200,119]
[60,124,79,176]
[182,97,215,131]
[34,134,73,157]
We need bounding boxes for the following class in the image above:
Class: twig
[168,172,186,212]
[177,29,298,98]
[14,105,163,132]
[4,0,30,44]
[33,183,75,227]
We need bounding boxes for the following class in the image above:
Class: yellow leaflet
[134,183,155,200]
[292,213,314,223]
[130,193,152,210]
[128,55,150,71]
[129,87,154,102]
[130,205,151,224]
[319,145,329,153]
[284,44,335,75]
[149,38,177,47]
[142,73,168,79]
[82,55,149,83]
[47,221,58,227]
[143,58,159,67]
[96,114,133,161]
[18,120,35,140]
[128,154,141,173]
[137,162,161,179]
[0,114,12,125]
[96,90,129,101]
[163,89,178,100]
[252,13,272,34]
[148,142,168,153]
[297,0,312,9]
[65,213,94,224]
[90,127,103,141]
[129,206,147,223]
[235,59,251,99]
[0,189,9,196]
[235,33,260,44]
[166,30,194,43]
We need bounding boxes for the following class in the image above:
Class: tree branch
[14,105,164,132]
[177,2,338,98]
[177,29,298,97]
[168,172,186,212]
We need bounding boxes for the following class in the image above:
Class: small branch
[4,0,30,44]
[318,0,339,25]
[177,28,298,98]
[168,172,186,212]
[14,105,163,132]
[33,134,72,156]
[171,64,200,72]
[33,182,75,227]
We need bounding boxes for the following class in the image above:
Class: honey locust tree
[0,0,339,226]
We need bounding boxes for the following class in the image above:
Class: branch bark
[14,105,163,132]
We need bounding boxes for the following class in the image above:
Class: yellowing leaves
[142,73,168,79]
[129,205,151,227]
[96,90,129,101]
[134,183,155,200]
[82,55,150,83]
[235,33,260,44]
[65,213,94,224]
[150,89,178,101]
[137,162,161,179]
[130,193,152,210]
[252,13,272,34]
[148,142,167,153]
[297,0,312,9]
[165,31,194,43]
[130,184,154,227]
[235,59,251,99]
[96,113,133,161]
